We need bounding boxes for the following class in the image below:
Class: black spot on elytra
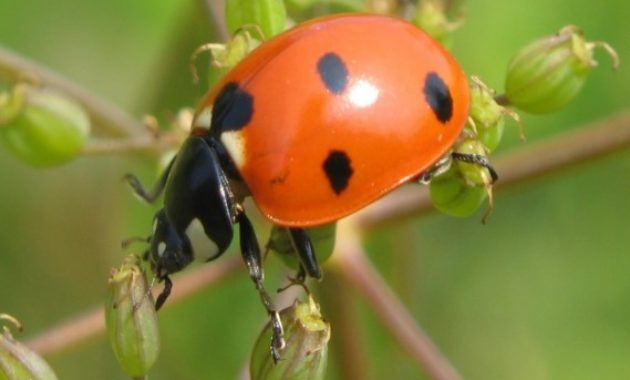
[317,53,348,94]
[423,72,453,123]
[322,150,353,195]
[211,82,254,134]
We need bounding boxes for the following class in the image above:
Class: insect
[125,13,494,361]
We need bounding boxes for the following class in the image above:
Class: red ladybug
[126,14,486,361]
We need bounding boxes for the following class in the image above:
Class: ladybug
[126,14,495,361]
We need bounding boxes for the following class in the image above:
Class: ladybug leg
[294,266,307,283]
[288,228,322,279]
[417,154,452,184]
[238,211,264,282]
[451,152,499,183]
[123,156,176,203]
[277,266,312,295]
[238,211,285,363]
[419,153,499,184]
[154,275,173,311]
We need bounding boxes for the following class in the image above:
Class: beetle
[125,13,496,361]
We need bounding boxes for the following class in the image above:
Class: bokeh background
[0,1,629,379]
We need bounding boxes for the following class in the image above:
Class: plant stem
[318,268,371,380]
[205,0,229,42]
[81,132,181,156]
[0,45,147,138]
[332,222,463,380]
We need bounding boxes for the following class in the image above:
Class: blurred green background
[0,1,629,379]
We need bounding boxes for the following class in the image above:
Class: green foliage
[204,31,261,87]
[285,0,363,20]
[225,0,287,39]
[0,86,89,166]
[412,0,462,48]
[267,224,337,271]
[468,79,506,152]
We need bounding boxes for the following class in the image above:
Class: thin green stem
[0,45,147,138]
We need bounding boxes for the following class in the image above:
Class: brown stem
[332,223,462,380]
[204,0,229,42]
[493,110,630,188]
[318,268,371,380]
[0,45,147,138]
[81,132,181,156]
[356,110,630,229]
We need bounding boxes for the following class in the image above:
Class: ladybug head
[148,209,194,279]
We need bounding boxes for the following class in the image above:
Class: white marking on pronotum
[194,106,213,131]
[221,131,246,169]
[186,219,220,261]
[157,242,167,257]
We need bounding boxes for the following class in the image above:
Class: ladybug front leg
[417,152,499,184]
[124,157,175,203]
[451,152,499,182]
[238,211,285,363]
[154,275,173,310]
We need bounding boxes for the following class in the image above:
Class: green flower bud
[412,0,462,49]
[473,118,504,154]
[0,85,90,166]
[505,26,619,114]
[192,30,262,88]
[0,314,58,380]
[225,0,287,40]
[250,297,330,380]
[267,224,336,271]
[468,77,505,152]
[106,256,160,377]
[454,139,493,187]
[429,165,488,218]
